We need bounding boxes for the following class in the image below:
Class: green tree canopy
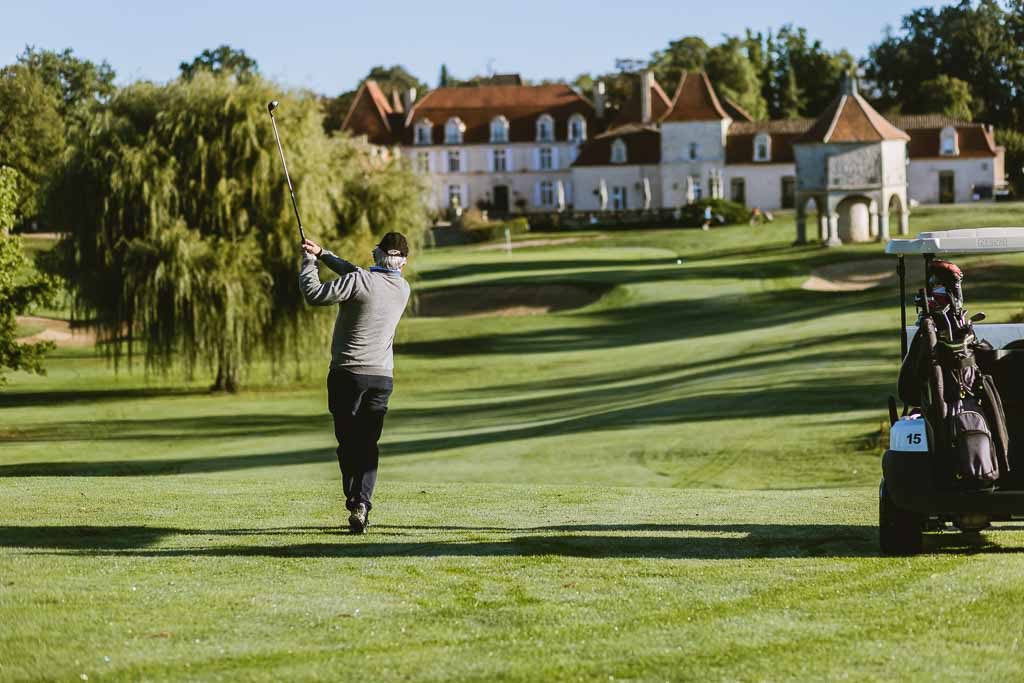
[862,1,1023,128]
[770,26,853,118]
[650,36,710,94]
[46,73,427,391]
[640,28,847,121]
[0,167,55,383]
[323,65,427,134]
[912,75,977,120]
[17,46,116,116]
[705,37,767,120]
[571,69,636,122]
[0,65,65,222]
[180,45,259,81]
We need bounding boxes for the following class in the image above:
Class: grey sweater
[299,250,411,377]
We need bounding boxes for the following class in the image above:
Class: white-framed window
[611,186,628,210]
[536,114,554,142]
[610,138,627,164]
[941,126,958,156]
[688,142,699,160]
[754,133,771,162]
[490,116,509,143]
[414,119,433,145]
[539,147,553,170]
[568,114,587,143]
[691,176,702,201]
[447,150,461,173]
[445,117,465,144]
[415,151,430,173]
[492,149,508,172]
[447,184,464,208]
[539,180,555,206]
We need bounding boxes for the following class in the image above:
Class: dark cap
[377,232,409,257]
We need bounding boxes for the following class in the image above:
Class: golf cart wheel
[879,479,924,555]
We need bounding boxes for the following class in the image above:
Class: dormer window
[940,126,958,156]
[445,117,465,144]
[414,119,433,145]
[536,114,554,142]
[490,116,509,143]
[610,138,627,164]
[568,114,587,143]
[688,142,699,160]
[753,133,771,162]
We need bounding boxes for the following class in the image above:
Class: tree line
[0,46,426,389]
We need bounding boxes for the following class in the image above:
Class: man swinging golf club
[299,233,411,533]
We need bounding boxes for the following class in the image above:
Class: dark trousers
[327,368,394,512]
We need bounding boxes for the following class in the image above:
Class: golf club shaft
[268,111,306,242]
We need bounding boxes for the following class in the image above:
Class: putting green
[4,204,1024,680]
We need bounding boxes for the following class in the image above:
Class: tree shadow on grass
[0,387,209,409]
[1,413,330,445]
[1,522,1020,559]
[0,522,874,559]
[0,447,333,477]
[0,369,890,478]
[401,287,892,357]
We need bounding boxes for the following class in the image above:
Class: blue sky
[6,0,940,95]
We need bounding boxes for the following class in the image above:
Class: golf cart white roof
[886,228,1024,255]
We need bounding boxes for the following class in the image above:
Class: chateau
[342,70,1005,243]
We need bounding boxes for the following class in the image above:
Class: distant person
[702,205,713,231]
[749,207,762,226]
[299,233,411,533]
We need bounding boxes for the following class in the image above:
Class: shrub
[463,217,530,243]
[678,198,749,228]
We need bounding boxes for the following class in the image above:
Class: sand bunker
[415,284,606,317]
[803,258,925,292]
[16,316,95,347]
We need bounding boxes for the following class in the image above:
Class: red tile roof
[611,76,672,127]
[720,96,754,122]
[572,125,661,166]
[730,119,815,135]
[341,80,396,146]
[402,84,594,145]
[889,115,998,158]
[661,71,729,122]
[726,119,815,164]
[798,92,909,143]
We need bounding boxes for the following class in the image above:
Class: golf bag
[900,313,1011,488]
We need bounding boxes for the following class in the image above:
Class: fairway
[5,205,1024,681]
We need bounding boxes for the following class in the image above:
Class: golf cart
[881,228,1024,554]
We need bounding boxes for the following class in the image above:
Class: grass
[3,203,1024,680]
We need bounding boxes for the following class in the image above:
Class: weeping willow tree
[46,73,427,391]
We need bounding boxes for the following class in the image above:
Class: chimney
[640,70,654,123]
[402,87,417,112]
[391,90,403,112]
[594,81,606,118]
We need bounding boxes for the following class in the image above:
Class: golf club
[266,100,306,242]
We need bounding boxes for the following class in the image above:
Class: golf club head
[267,100,279,114]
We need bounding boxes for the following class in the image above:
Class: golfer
[299,233,411,533]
